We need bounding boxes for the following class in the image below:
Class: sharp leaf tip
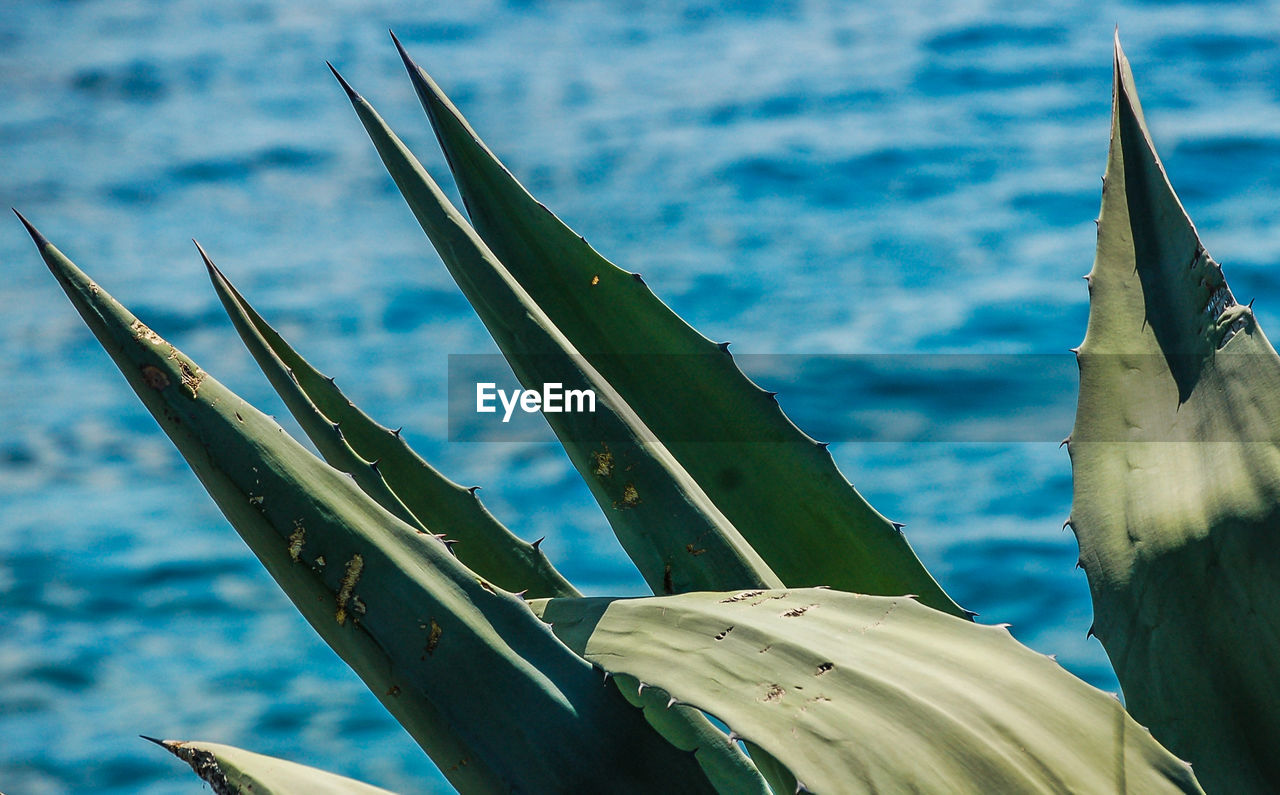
[13,209,49,249]
[389,28,411,59]
[327,62,360,101]
[191,239,218,272]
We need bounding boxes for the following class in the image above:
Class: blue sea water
[2,1,1279,792]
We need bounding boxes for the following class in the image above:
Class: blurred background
[2,1,1278,791]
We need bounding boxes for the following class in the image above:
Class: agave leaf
[390,34,964,619]
[20,216,717,794]
[327,76,774,792]
[739,744,796,795]
[532,588,1203,794]
[206,249,769,790]
[329,67,781,597]
[146,738,399,795]
[201,249,579,599]
[1068,36,1280,792]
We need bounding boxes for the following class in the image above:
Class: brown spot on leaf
[141,365,169,390]
[749,592,788,607]
[663,563,674,595]
[614,483,640,510]
[178,361,203,398]
[686,544,706,556]
[816,662,834,675]
[782,604,817,618]
[426,618,442,656]
[592,444,614,477]
[590,274,600,286]
[130,320,163,345]
[721,590,764,603]
[165,742,233,794]
[335,554,364,625]
[287,521,305,562]
[714,626,734,641]
[762,684,785,702]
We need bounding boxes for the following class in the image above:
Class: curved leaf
[391,34,965,618]
[1068,36,1280,793]
[324,73,776,792]
[534,588,1202,794]
[330,67,781,597]
[147,738,398,795]
[20,217,715,794]
[201,250,579,599]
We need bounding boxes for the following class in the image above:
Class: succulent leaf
[330,66,782,596]
[390,34,964,618]
[611,673,773,795]
[1069,35,1280,793]
[201,248,579,599]
[146,738,399,795]
[22,220,718,794]
[532,588,1203,794]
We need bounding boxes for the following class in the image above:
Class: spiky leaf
[533,588,1202,794]
[330,67,781,597]
[202,250,578,599]
[1069,37,1280,793]
[148,738,398,795]
[391,34,963,618]
[21,217,716,794]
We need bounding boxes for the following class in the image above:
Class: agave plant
[18,31,1278,793]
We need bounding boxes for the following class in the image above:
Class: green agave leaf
[327,74,774,792]
[20,216,717,794]
[390,34,964,619]
[329,66,781,597]
[206,250,770,790]
[1068,37,1280,792]
[201,249,579,599]
[532,588,1203,794]
[146,738,399,795]
[738,745,796,795]
[607,671,773,795]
